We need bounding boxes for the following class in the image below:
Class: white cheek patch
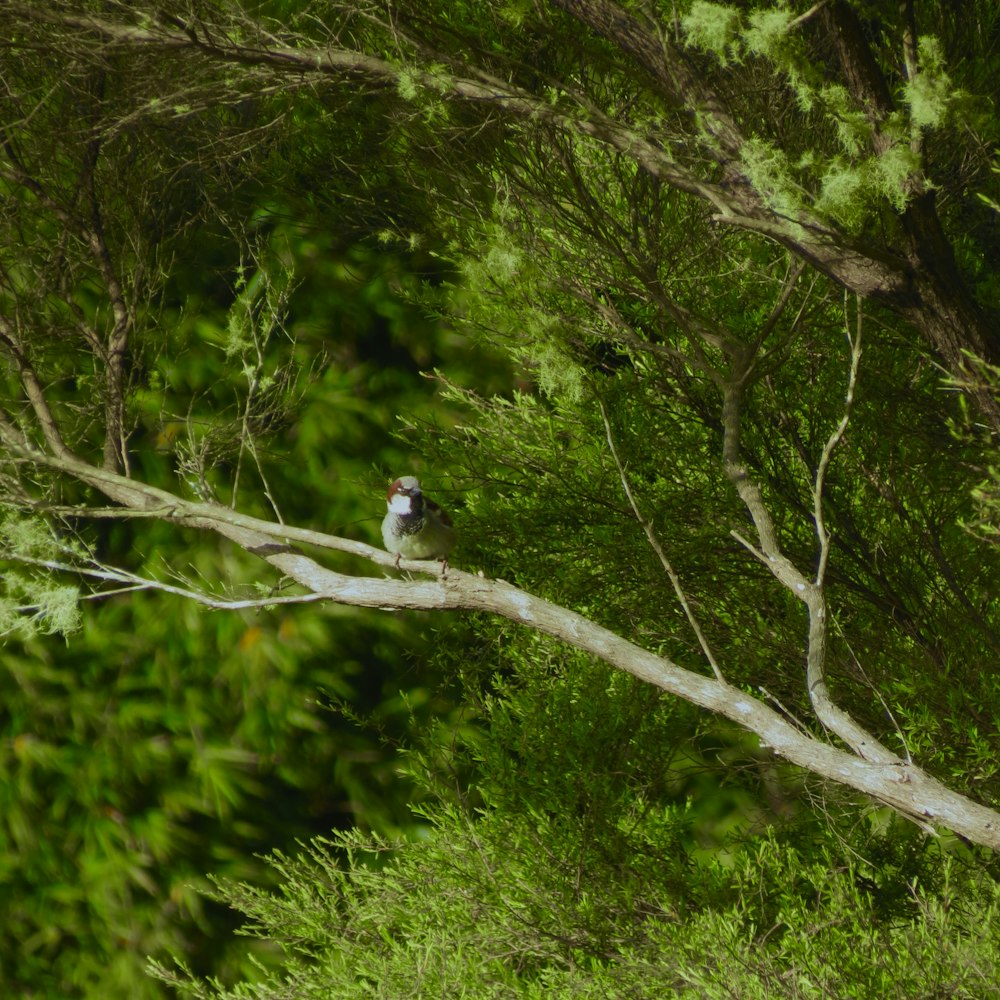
[388,493,414,514]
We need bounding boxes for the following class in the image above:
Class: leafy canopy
[1,1,1000,997]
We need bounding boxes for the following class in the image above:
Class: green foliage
[677,5,992,229]
[2,2,1000,997]
[948,358,1000,547]
[740,138,808,221]
[815,143,921,223]
[815,158,867,225]
[681,1,743,65]
[0,516,81,636]
[396,66,423,102]
[743,7,797,57]
[150,652,1000,997]
[905,36,956,131]
[0,221,507,995]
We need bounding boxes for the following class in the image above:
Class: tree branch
[18,0,1000,427]
[548,0,746,163]
[0,316,75,461]
[1,429,999,847]
[4,109,134,471]
[4,553,326,611]
[719,302,896,765]
[84,160,133,474]
[24,2,923,307]
[814,294,862,589]
[800,298,885,761]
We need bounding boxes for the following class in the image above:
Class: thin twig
[753,259,806,349]
[745,259,808,378]
[0,315,75,460]
[814,292,862,587]
[833,614,913,764]
[599,399,725,683]
[757,686,810,735]
[730,529,768,566]
[5,552,325,610]
[788,1,830,31]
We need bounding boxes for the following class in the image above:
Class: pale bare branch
[5,553,325,611]
[0,438,995,847]
[814,294,863,588]
[720,303,896,765]
[787,1,830,31]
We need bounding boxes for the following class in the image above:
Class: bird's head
[386,476,422,514]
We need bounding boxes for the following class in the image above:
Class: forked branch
[720,298,896,764]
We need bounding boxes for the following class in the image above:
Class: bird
[381,476,455,571]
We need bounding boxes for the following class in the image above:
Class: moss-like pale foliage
[461,220,524,287]
[815,159,866,227]
[1,514,58,557]
[904,36,954,131]
[535,339,585,403]
[483,241,523,282]
[30,583,81,636]
[874,143,921,210]
[0,516,81,636]
[820,84,873,155]
[814,141,922,227]
[743,7,794,50]
[396,66,422,101]
[0,574,80,637]
[743,7,798,71]
[681,1,742,65]
[739,137,804,220]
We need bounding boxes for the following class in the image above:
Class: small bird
[381,476,455,571]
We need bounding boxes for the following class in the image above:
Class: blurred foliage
[0,228,508,995]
